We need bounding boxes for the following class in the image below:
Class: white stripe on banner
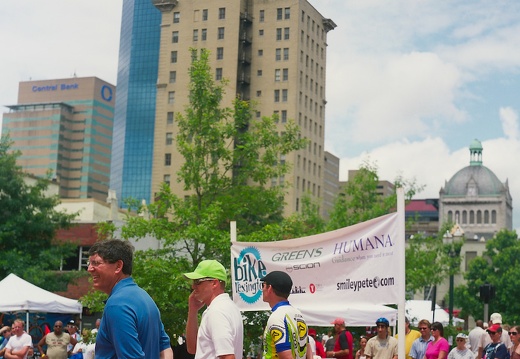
[231,212,404,324]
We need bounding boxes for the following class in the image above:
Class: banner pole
[397,187,406,359]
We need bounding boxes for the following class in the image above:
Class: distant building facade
[2,77,115,201]
[151,0,336,216]
[110,0,162,207]
[323,151,340,219]
[439,139,513,239]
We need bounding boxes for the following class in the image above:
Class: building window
[173,12,180,23]
[202,9,208,21]
[282,68,288,81]
[217,47,224,60]
[258,49,263,56]
[274,69,281,81]
[167,112,174,124]
[172,31,179,43]
[216,68,223,80]
[168,91,175,104]
[163,174,171,187]
[259,29,264,36]
[492,210,497,223]
[193,29,198,41]
[276,28,282,41]
[256,111,261,118]
[256,90,262,97]
[465,251,477,271]
[282,89,288,102]
[257,70,262,76]
[284,7,290,19]
[281,110,287,123]
[201,28,207,41]
[469,210,475,224]
[169,71,176,83]
[477,210,482,224]
[166,132,173,145]
[275,48,281,61]
[283,48,289,60]
[284,27,290,40]
[259,10,264,22]
[277,8,283,20]
[274,90,280,102]
[219,7,226,19]
[165,153,172,166]
[218,27,225,40]
[484,210,490,224]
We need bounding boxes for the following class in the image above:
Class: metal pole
[484,303,489,323]
[449,272,454,325]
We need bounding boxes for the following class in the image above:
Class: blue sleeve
[160,322,171,352]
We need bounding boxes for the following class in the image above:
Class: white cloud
[499,107,519,140]
[339,136,520,232]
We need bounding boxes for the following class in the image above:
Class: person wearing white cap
[184,260,244,359]
[448,334,475,359]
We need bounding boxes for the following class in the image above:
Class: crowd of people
[0,239,516,359]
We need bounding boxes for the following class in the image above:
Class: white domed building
[439,139,513,241]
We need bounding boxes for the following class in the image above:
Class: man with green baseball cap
[184,260,243,359]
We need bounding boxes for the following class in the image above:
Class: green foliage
[327,161,421,231]
[405,222,460,297]
[0,134,80,289]
[454,229,520,323]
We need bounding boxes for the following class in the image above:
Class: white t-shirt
[309,336,317,355]
[6,333,32,359]
[196,293,244,359]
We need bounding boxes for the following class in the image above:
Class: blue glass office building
[110,0,161,207]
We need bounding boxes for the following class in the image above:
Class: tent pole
[397,188,406,359]
[26,312,29,332]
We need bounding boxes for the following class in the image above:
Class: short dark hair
[431,322,444,337]
[88,239,134,275]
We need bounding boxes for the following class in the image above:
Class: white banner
[231,212,404,323]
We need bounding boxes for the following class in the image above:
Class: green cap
[183,260,227,282]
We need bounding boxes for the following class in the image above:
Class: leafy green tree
[0,134,79,290]
[454,229,519,323]
[327,161,420,230]
[83,48,307,336]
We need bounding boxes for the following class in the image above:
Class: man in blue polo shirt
[88,239,173,359]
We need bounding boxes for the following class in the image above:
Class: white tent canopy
[406,300,464,327]
[300,303,397,327]
[0,273,82,313]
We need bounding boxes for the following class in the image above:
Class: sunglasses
[419,327,429,331]
[431,328,439,331]
[509,332,518,336]
[193,278,215,285]
[487,331,497,335]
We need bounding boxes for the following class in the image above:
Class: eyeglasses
[509,332,518,336]
[87,260,106,268]
[193,278,215,286]
[431,328,439,331]
[419,327,429,331]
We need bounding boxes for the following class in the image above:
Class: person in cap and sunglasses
[261,271,308,359]
[184,260,244,359]
[483,324,509,359]
[448,333,474,359]
[365,318,397,359]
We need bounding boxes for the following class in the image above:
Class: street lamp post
[443,228,464,326]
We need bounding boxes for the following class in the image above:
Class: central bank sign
[31,83,113,102]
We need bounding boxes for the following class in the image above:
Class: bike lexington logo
[233,246,267,304]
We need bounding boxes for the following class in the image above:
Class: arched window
[448,211,453,223]
[477,210,482,224]
[484,210,490,224]
[455,211,460,224]
[492,210,497,224]
[462,211,467,224]
[470,210,475,224]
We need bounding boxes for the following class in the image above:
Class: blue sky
[1,0,519,230]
